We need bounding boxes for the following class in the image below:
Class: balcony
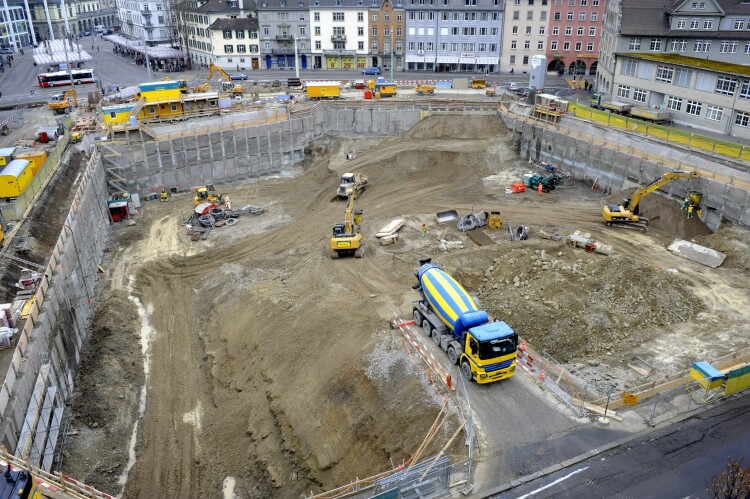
[126,19,134,25]
[141,8,151,15]
[144,22,153,30]
[276,34,293,41]
[331,34,346,42]
[272,48,294,55]
[322,49,355,56]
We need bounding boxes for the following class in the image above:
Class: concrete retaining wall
[0,152,109,469]
[509,117,750,231]
[110,105,423,195]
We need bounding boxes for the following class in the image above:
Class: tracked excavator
[330,184,364,259]
[47,89,76,114]
[208,62,243,95]
[602,170,700,231]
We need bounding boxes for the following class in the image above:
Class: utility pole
[294,36,299,78]
[389,15,393,81]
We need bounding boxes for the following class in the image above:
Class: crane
[47,89,76,115]
[602,170,700,231]
[329,184,364,259]
[207,62,243,95]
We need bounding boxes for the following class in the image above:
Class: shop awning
[405,55,427,63]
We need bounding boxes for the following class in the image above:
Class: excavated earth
[59,115,750,497]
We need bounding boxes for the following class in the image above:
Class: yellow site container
[0,147,15,166]
[374,83,397,97]
[306,81,341,99]
[0,159,33,198]
[14,151,48,176]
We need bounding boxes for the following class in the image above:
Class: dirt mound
[608,188,711,239]
[693,223,750,270]
[404,114,507,140]
[61,289,143,495]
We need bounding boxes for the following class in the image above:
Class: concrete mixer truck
[412,259,518,384]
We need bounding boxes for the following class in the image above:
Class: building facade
[117,0,173,43]
[24,0,116,42]
[546,0,604,75]
[309,0,369,71]
[209,17,259,69]
[256,0,311,70]
[1,5,33,48]
[598,0,750,139]
[405,0,503,73]
[500,0,549,74]
[368,0,405,71]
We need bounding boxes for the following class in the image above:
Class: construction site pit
[55,114,750,498]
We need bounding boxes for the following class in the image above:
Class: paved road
[493,396,750,498]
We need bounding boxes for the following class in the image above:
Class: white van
[94,25,105,34]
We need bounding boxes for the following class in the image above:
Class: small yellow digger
[330,185,364,259]
[194,186,222,205]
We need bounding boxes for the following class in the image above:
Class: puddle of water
[222,476,237,499]
[117,275,155,490]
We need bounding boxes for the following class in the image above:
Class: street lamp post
[294,36,299,78]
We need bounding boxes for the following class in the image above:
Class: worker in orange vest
[538,183,543,196]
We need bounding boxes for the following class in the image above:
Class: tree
[708,458,750,499]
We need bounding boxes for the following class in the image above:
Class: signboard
[460,52,475,58]
[341,55,354,69]
[356,56,366,69]
[327,57,340,69]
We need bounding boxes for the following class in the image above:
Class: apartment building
[500,0,549,73]
[256,0,311,70]
[0,4,33,47]
[368,0,405,71]
[175,0,256,69]
[24,0,115,41]
[598,0,750,139]
[117,0,173,43]
[405,0,503,73]
[546,0,604,75]
[309,0,369,70]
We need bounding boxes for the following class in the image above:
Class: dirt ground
[59,114,750,497]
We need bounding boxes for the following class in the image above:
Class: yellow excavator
[330,186,364,259]
[602,170,700,231]
[208,62,243,95]
[48,89,76,114]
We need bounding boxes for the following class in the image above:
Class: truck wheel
[422,319,431,336]
[413,309,423,325]
[447,346,458,365]
[431,328,441,345]
[461,361,473,381]
[331,251,339,259]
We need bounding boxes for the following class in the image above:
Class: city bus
[37,69,97,88]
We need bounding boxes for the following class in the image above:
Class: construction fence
[567,103,750,162]
[0,117,72,223]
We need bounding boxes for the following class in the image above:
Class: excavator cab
[332,223,346,237]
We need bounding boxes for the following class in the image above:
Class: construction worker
[687,205,694,219]
[682,197,690,210]
[421,223,427,237]
[160,188,168,201]
[538,183,543,196]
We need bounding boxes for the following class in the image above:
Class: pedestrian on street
[97,46,100,52]
[29,89,34,96]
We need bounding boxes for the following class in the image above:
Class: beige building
[500,0,550,73]
[209,17,260,70]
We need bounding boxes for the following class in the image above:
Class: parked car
[105,29,114,35]
[0,47,14,54]
[361,66,381,75]
[229,73,248,80]
[82,31,92,37]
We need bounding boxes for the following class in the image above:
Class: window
[223,30,232,39]
[617,85,630,99]
[741,80,750,99]
[591,12,597,21]
[695,72,715,91]
[565,27,572,35]
[629,37,641,50]
[479,43,487,51]
[525,26,532,34]
[371,27,377,36]
[686,100,702,115]
[314,26,320,35]
[371,40,378,50]
[523,55,529,64]
[512,26,519,34]
[649,38,662,51]
[358,27,363,36]
[333,12,344,21]
[315,40,321,49]
[690,19,699,29]
[524,40,531,49]
[667,96,682,111]
[511,40,517,49]
[620,59,636,76]
[510,55,516,64]
[632,88,646,102]
[550,41,558,50]
[314,12,320,21]
[589,27,595,36]
[538,41,544,50]
[236,30,245,39]
[237,44,246,52]
[677,19,686,29]
[224,44,233,52]
[720,41,739,53]
[703,19,712,29]
[574,41,582,51]
[673,68,692,87]
[452,27,459,35]
[527,11,533,20]
[563,41,570,50]
[579,12,585,21]
[358,41,364,50]
[539,26,546,35]
[636,61,652,79]
[577,27,584,36]
[567,11,573,20]
[735,111,750,127]
[554,12,560,20]
[513,11,519,19]
[300,27,306,35]
[734,19,745,30]
[250,44,259,53]
[357,12,363,21]
[656,65,673,83]
[746,42,750,54]
[694,40,710,52]
[715,76,737,95]
[706,105,723,121]
[670,39,687,52]
[552,26,559,35]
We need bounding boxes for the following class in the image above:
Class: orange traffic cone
[539,369,546,382]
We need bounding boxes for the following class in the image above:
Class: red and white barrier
[392,314,455,391]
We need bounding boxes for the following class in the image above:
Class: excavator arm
[628,171,699,212]
[208,62,231,82]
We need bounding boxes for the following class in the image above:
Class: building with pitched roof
[368,0,405,72]
[209,16,260,69]
[405,0,503,74]
[256,0,311,70]
[117,0,172,43]
[598,0,750,138]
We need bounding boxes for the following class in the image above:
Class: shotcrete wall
[114,106,422,194]
[0,153,110,468]
[508,117,750,231]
